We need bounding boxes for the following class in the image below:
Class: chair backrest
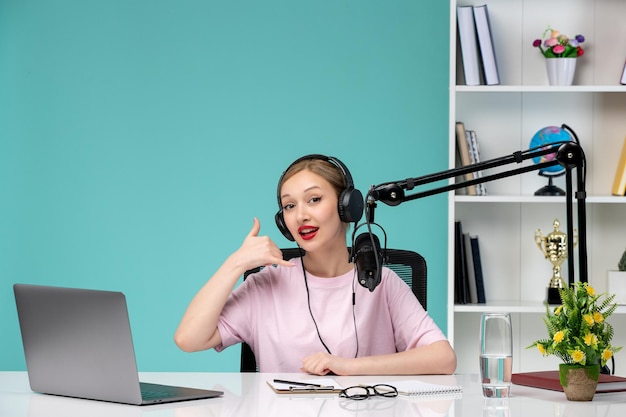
[383,248,428,309]
[240,247,427,372]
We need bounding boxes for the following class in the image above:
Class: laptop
[13,283,223,405]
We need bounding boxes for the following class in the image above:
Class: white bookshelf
[448,0,626,374]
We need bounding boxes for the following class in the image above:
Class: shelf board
[454,195,626,204]
[454,302,626,315]
[456,85,626,93]
[454,301,548,313]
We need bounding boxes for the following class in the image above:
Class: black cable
[351,270,359,358]
[301,257,333,355]
[299,245,359,358]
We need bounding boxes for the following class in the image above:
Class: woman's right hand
[174,217,293,352]
[231,218,294,273]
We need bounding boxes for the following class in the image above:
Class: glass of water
[479,312,512,397]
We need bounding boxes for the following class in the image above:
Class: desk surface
[1,371,625,417]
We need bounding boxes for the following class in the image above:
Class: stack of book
[454,220,486,305]
[455,121,486,196]
[457,4,500,86]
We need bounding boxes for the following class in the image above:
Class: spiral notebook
[383,380,463,397]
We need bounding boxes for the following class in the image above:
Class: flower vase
[559,363,599,401]
[545,58,577,86]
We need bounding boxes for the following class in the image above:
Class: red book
[512,371,626,393]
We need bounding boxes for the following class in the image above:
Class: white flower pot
[545,58,577,86]
[607,270,626,305]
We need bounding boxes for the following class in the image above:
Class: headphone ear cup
[338,188,364,223]
[275,211,295,241]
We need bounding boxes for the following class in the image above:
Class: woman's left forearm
[349,340,457,375]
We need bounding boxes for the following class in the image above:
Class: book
[267,378,343,394]
[466,129,487,196]
[454,145,466,195]
[374,380,463,397]
[473,4,500,85]
[512,371,626,393]
[463,233,478,303]
[611,136,626,196]
[455,122,477,196]
[456,6,481,86]
[470,235,486,303]
[454,220,468,304]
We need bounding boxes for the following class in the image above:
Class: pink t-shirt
[216,257,446,372]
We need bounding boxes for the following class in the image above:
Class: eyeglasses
[339,384,398,400]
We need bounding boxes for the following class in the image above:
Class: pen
[273,379,328,388]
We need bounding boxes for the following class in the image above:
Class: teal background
[0,1,450,371]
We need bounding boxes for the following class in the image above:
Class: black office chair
[240,247,427,372]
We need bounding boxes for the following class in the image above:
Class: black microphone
[354,232,383,292]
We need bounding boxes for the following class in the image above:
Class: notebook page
[382,380,462,397]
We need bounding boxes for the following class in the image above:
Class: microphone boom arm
[369,141,588,292]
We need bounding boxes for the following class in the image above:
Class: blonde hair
[278,158,346,201]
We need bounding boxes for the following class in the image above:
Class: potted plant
[528,282,622,401]
[532,27,585,86]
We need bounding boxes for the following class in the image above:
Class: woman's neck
[302,244,353,278]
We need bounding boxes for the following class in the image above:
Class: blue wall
[0,1,449,371]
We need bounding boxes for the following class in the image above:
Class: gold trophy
[535,219,577,304]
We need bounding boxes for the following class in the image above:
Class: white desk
[1,372,626,417]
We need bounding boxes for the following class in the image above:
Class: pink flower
[545,38,559,47]
[535,27,586,58]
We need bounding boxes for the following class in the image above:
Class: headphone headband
[275,154,355,208]
[275,154,363,241]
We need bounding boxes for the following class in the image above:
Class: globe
[529,125,574,196]
[529,126,573,174]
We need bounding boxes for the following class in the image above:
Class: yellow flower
[593,311,604,324]
[553,331,565,343]
[571,349,586,364]
[537,344,546,356]
[583,333,598,346]
[528,281,622,367]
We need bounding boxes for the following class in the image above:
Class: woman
[174,154,456,375]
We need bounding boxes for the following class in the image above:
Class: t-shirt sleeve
[384,268,448,351]
[214,269,268,352]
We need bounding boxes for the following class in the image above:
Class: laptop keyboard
[141,390,175,400]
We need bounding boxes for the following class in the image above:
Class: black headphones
[275,154,364,241]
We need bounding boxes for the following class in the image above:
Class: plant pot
[559,363,599,401]
[545,58,577,86]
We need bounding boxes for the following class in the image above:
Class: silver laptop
[13,283,223,405]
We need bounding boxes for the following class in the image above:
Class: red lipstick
[298,226,318,241]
